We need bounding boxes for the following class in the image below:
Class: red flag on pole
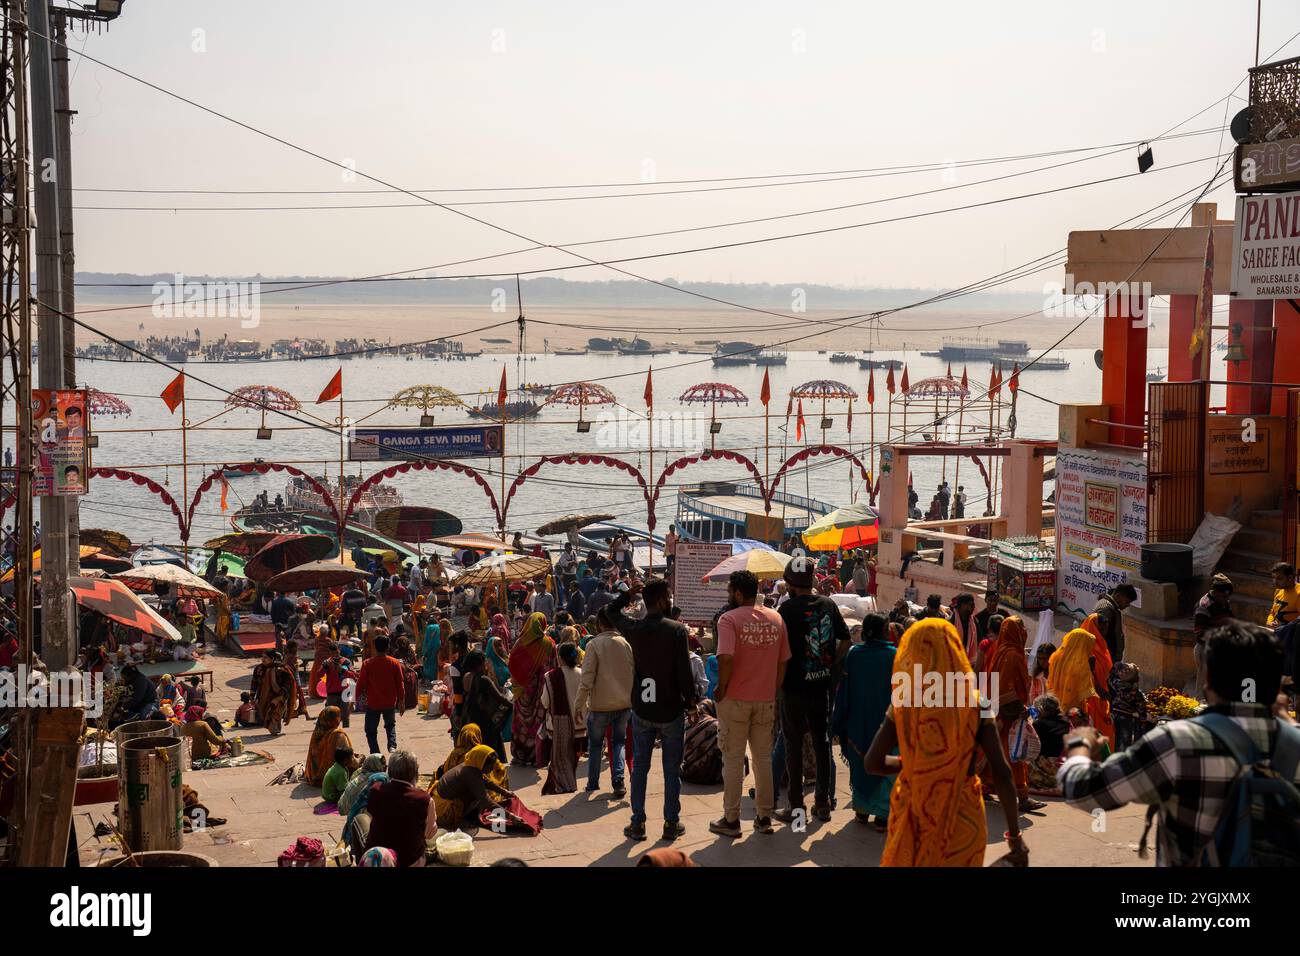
[960,365,968,390]
[796,399,805,441]
[885,366,895,395]
[161,372,185,413]
[1008,363,1020,393]
[785,395,793,418]
[219,476,230,512]
[990,365,1001,399]
[760,368,771,406]
[496,366,508,409]
[316,368,342,404]
[946,361,953,379]
[643,367,654,409]
[900,364,910,393]
[867,367,876,405]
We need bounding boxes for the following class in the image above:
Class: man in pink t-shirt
[709,569,790,838]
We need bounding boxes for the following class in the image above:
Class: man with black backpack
[1059,622,1300,866]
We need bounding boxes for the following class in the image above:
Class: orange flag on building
[317,368,342,404]
[885,366,895,395]
[796,399,806,441]
[867,367,876,405]
[643,367,654,409]
[161,372,185,413]
[760,368,771,406]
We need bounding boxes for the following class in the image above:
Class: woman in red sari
[507,612,556,766]
[985,616,1045,811]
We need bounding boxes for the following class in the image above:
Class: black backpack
[1191,713,1300,867]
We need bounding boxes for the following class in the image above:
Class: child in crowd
[322,744,354,804]
[1108,661,1147,750]
[234,691,257,728]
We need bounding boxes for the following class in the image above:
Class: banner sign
[348,424,503,462]
[1055,449,1147,614]
[672,541,733,626]
[1208,425,1270,475]
[34,389,90,497]
[1230,191,1300,298]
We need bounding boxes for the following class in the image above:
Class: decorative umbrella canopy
[374,506,463,543]
[202,531,281,557]
[85,388,132,418]
[1,545,102,581]
[112,563,226,601]
[388,385,465,415]
[535,513,616,537]
[801,503,880,552]
[903,375,969,400]
[456,552,552,587]
[701,549,791,582]
[429,533,517,553]
[68,576,182,642]
[789,380,858,401]
[547,382,617,421]
[80,553,134,574]
[80,528,132,556]
[245,534,335,583]
[225,385,302,430]
[265,560,369,593]
[678,382,749,406]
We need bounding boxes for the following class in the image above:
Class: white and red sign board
[1231,191,1300,299]
[672,541,733,626]
[1055,449,1147,616]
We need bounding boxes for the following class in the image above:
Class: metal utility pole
[29,0,70,668]
[52,9,77,568]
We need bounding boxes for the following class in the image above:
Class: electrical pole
[29,0,71,668]
[53,9,78,571]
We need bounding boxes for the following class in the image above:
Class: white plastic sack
[830,594,877,617]
[435,829,475,866]
[1187,513,1241,578]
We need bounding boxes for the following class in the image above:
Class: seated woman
[363,750,436,867]
[1026,693,1069,795]
[157,674,186,712]
[431,745,515,830]
[305,706,353,787]
[322,744,354,804]
[339,753,387,818]
[180,705,226,760]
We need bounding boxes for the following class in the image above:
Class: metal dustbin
[118,734,184,852]
[115,718,177,750]
[99,851,218,868]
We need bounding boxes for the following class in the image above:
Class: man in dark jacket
[1091,584,1135,662]
[363,749,433,867]
[607,577,696,843]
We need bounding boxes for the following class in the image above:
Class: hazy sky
[63,0,1290,292]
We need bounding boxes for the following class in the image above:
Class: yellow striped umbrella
[701,549,792,582]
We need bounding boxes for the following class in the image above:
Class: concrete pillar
[1002,442,1044,538]
[1226,299,1275,415]
[1167,293,1197,382]
[876,446,911,529]
[1270,300,1300,417]
[1101,290,1148,447]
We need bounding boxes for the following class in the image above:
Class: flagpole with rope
[953,365,967,506]
[941,362,952,483]
[761,368,771,506]
[645,367,654,539]
[867,366,876,503]
[181,376,189,561]
[316,369,346,562]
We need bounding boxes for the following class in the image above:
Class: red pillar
[1167,293,1197,382]
[1101,290,1148,447]
[1273,299,1300,417]
[1226,300,1275,415]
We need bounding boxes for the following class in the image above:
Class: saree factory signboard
[1231,191,1300,298]
[33,388,90,497]
[349,424,504,461]
[1055,449,1147,615]
[673,541,733,626]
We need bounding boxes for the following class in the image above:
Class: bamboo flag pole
[338,384,345,564]
[180,377,189,561]
[953,365,967,503]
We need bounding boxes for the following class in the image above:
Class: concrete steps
[1214,509,1282,626]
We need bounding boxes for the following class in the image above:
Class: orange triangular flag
[497,366,508,410]
[946,361,953,379]
[760,368,771,406]
[796,399,805,441]
[643,367,654,409]
[316,368,342,404]
[161,372,185,413]
[867,367,876,405]
[900,364,910,393]
[785,395,793,418]
[960,365,968,390]
[886,366,895,395]
[990,365,1001,399]
[1008,363,1020,393]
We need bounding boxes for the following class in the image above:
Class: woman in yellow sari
[305,706,352,786]
[866,618,1028,867]
[434,723,511,799]
[1049,627,1114,745]
[431,744,514,828]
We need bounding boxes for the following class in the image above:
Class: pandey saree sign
[348,424,503,461]
[1231,190,1300,298]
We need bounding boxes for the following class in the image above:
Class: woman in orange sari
[507,612,556,766]
[305,706,352,786]
[1080,615,1118,746]
[866,618,1028,867]
[985,616,1045,811]
[1048,628,1114,745]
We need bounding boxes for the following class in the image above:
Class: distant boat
[1147,366,1166,382]
[552,346,588,356]
[588,337,624,352]
[712,341,757,366]
[857,355,903,370]
[755,349,788,366]
[829,352,858,363]
[481,337,512,344]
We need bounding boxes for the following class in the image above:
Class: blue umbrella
[717,538,776,554]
